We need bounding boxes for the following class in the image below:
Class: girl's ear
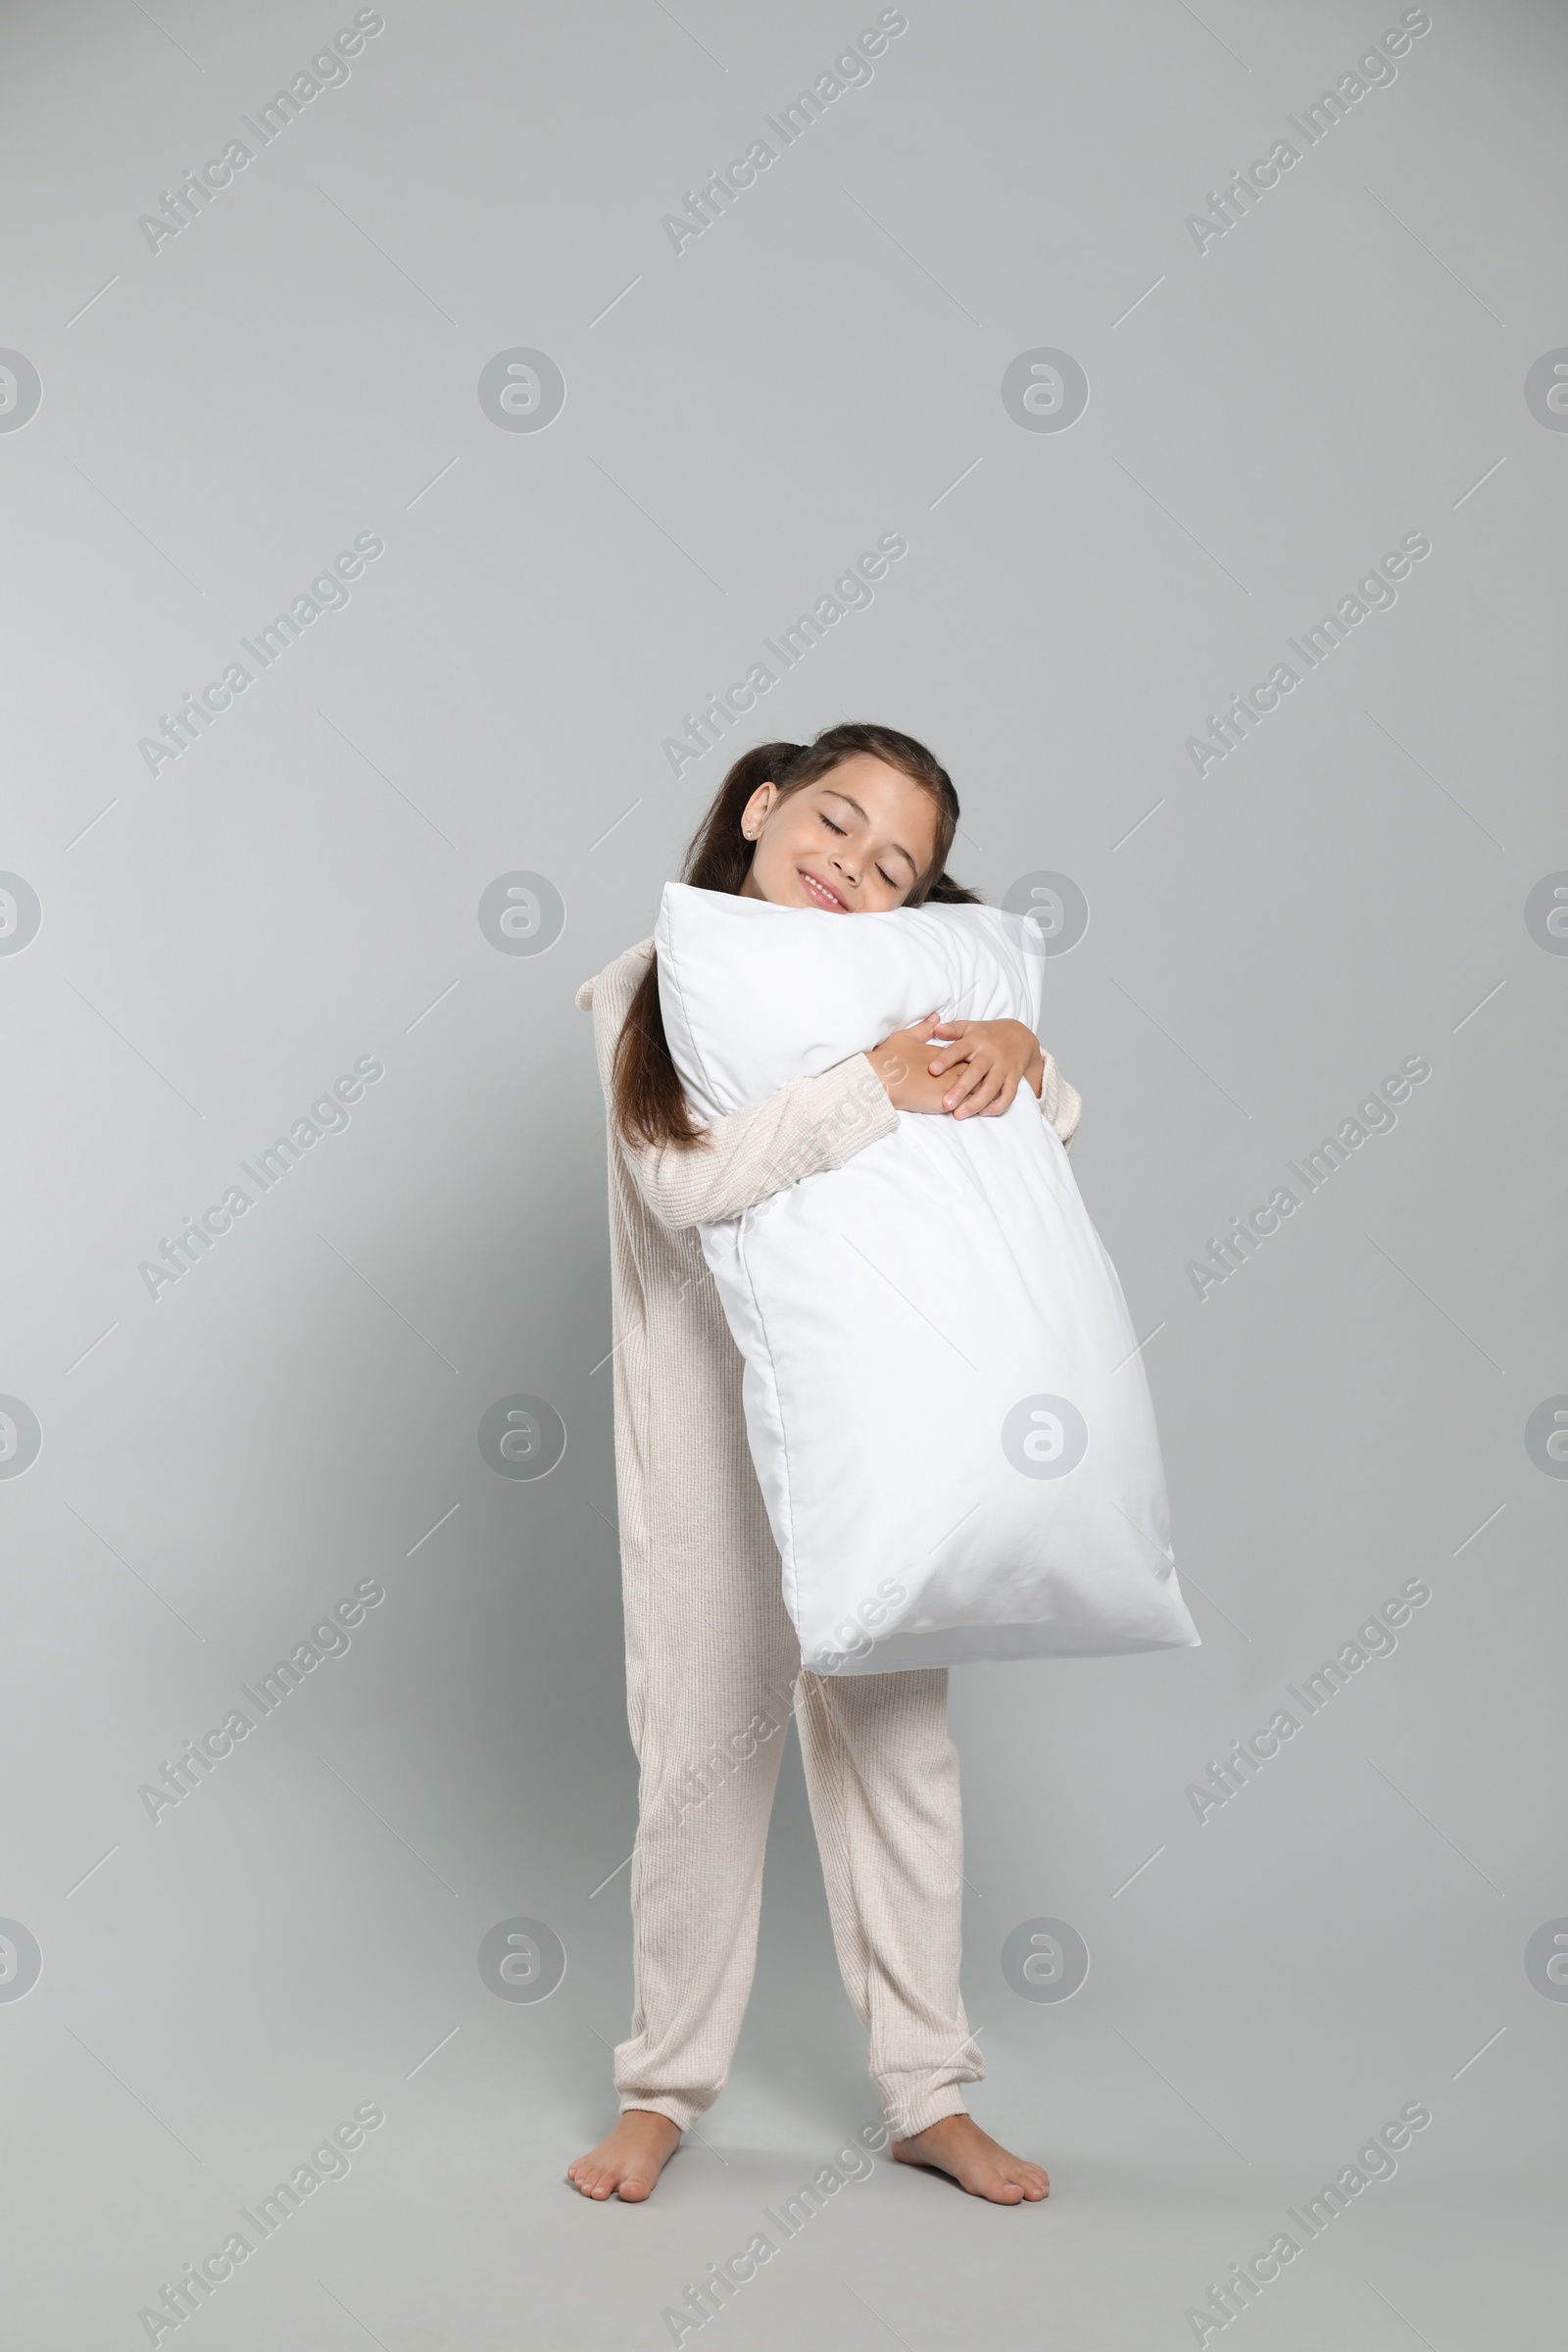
[741,780,776,839]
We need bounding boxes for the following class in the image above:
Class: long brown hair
[612,720,981,1152]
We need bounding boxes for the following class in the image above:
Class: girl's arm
[583,953,908,1232]
[618,1054,899,1231]
[580,957,1081,1233]
[1040,1051,1082,1154]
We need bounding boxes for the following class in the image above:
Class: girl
[568,723,1079,2205]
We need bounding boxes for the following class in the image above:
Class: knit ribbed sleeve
[578,947,899,1232]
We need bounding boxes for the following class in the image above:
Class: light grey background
[2,1,1564,2345]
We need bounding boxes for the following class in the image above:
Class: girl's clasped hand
[867,1012,1046,1119]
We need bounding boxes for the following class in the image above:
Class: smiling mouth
[799,868,848,910]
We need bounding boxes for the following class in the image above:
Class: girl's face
[738,755,940,913]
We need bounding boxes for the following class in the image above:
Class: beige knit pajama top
[577,934,1082,2137]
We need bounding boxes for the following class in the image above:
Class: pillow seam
[733,1216,799,1632]
[660,892,725,1119]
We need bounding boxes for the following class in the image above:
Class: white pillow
[655,881,1200,1672]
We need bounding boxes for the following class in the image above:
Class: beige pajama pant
[579,955,998,2141]
[613,1513,985,2140]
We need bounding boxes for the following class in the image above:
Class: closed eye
[819,811,898,890]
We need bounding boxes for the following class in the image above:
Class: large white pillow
[654,881,1200,1673]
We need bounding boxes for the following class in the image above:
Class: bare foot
[892,2113,1049,2204]
[566,2109,682,2202]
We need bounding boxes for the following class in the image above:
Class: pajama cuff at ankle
[618,2095,700,2132]
[882,2083,971,2139]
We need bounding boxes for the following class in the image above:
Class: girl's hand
[867,1013,962,1114]
[924,1018,1044,1119]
